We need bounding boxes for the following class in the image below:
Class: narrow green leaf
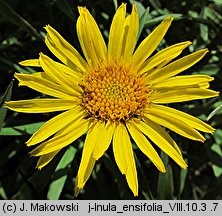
[134,153,153,199]
[210,143,222,178]
[157,151,174,199]
[207,104,222,121]
[0,122,45,136]
[103,154,132,199]
[200,7,209,42]
[0,0,43,41]
[214,129,222,145]
[179,163,188,196]
[144,14,183,27]
[199,64,220,76]
[12,151,64,199]
[0,186,7,199]
[14,64,37,74]
[137,8,150,41]
[205,6,222,26]
[212,0,222,4]
[47,146,77,200]
[113,0,118,10]
[0,80,13,132]
[148,0,162,10]
[54,0,74,21]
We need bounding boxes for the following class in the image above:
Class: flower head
[5,3,218,196]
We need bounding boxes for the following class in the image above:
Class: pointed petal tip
[186,41,192,45]
[132,3,138,11]
[19,60,28,66]
[200,137,206,143]
[133,191,139,197]
[78,6,88,14]
[4,101,10,109]
[120,2,127,8]
[181,162,188,169]
[44,24,51,31]
[165,16,174,22]
[211,128,216,134]
[25,140,32,147]
[36,165,42,170]
[19,59,40,67]
[74,187,80,197]
[160,166,167,173]
[39,52,44,58]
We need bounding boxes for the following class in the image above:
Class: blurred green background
[0,0,222,199]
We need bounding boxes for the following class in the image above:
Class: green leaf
[210,143,222,178]
[0,185,7,199]
[212,0,222,4]
[0,80,13,132]
[157,151,174,199]
[207,104,222,121]
[199,64,220,76]
[12,151,64,199]
[214,129,222,145]
[147,0,162,10]
[134,154,153,199]
[113,0,118,10]
[179,163,188,196]
[54,0,75,21]
[144,14,183,27]
[0,0,43,41]
[200,7,209,42]
[137,8,150,41]
[47,146,77,200]
[14,64,37,74]
[205,6,222,26]
[103,154,132,199]
[0,122,45,136]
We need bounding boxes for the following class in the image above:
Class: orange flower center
[82,63,151,121]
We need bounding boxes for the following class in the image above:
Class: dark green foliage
[0,0,222,199]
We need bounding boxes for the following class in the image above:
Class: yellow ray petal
[77,7,107,67]
[108,3,126,62]
[138,118,182,156]
[19,59,40,67]
[121,124,138,196]
[36,150,60,170]
[146,49,209,84]
[92,121,115,160]
[132,16,173,71]
[138,41,192,75]
[75,157,95,197]
[26,107,84,146]
[113,123,127,174]
[113,123,138,196]
[5,98,76,113]
[39,53,82,93]
[151,75,214,90]
[148,104,215,133]
[144,110,205,142]
[120,4,139,64]
[133,120,187,169]
[44,25,87,72]
[75,122,102,191]
[30,118,90,156]
[151,88,219,104]
[126,122,166,172]
[15,73,80,99]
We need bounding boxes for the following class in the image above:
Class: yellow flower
[5,4,218,196]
